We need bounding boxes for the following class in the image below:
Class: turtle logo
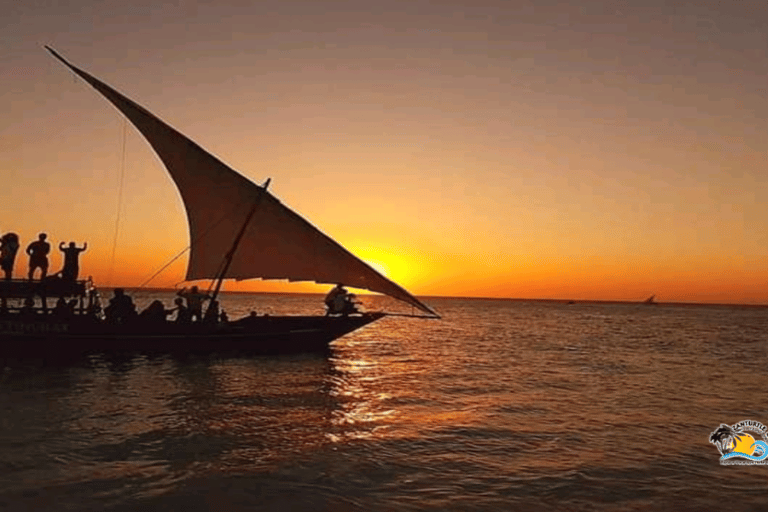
[709,420,768,465]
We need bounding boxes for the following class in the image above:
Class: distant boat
[0,47,438,357]
[643,295,657,305]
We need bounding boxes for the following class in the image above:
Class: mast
[208,178,271,307]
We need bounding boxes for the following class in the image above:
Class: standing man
[59,241,87,282]
[0,232,20,280]
[26,233,51,280]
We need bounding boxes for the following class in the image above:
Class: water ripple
[1,296,768,510]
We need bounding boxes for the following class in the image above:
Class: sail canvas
[46,47,437,317]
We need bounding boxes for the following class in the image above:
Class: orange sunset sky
[1,0,767,304]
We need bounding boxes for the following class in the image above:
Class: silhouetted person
[26,233,51,280]
[203,300,220,324]
[0,232,20,280]
[177,286,209,322]
[59,241,87,282]
[86,292,102,321]
[172,297,191,324]
[324,283,357,316]
[85,289,101,318]
[52,297,69,318]
[104,288,137,324]
[324,283,346,315]
[139,299,173,325]
[19,297,36,318]
[220,310,229,323]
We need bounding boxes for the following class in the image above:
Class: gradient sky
[2,0,767,303]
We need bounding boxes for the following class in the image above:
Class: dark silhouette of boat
[643,295,657,305]
[0,48,438,357]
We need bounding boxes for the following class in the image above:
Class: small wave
[721,441,768,462]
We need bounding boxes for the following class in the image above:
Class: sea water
[1,293,767,511]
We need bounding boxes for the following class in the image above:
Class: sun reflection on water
[327,354,396,441]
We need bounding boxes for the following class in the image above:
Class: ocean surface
[1,292,767,511]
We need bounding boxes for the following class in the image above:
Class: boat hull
[0,312,385,358]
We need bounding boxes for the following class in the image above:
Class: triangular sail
[46,47,438,317]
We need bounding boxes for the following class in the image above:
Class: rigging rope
[107,118,127,287]
[138,196,255,289]
[138,245,191,289]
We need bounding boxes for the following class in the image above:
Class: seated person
[177,286,210,322]
[324,284,358,316]
[19,297,37,318]
[139,300,174,325]
[85,290,102,320]
[203,300,220,324]
[172,297,192,324]
[104,288,137,324]
[52,297,69,318]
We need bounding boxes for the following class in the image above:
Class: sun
[733,434,756,455]
[348,246,414,289]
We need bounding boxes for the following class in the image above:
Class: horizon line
[109,286,767,308]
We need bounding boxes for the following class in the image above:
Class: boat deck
[0,311,386,358]
[0,278,89,299]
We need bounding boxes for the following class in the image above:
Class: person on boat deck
[104,288,137,324]
[203,300,220,324]
[58,241,87,282]
[324,283,346,314]
[0,232,20,280]
[325,283,345,304]
[20,297,36,318]
[324,283,355,316]
[172,297,192,324]
[0,232,20,309]
[139,300,174,324]
[52,297,69,318]
[86,297,102,320]
[177,286,210,322]
[26,233,50,280]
